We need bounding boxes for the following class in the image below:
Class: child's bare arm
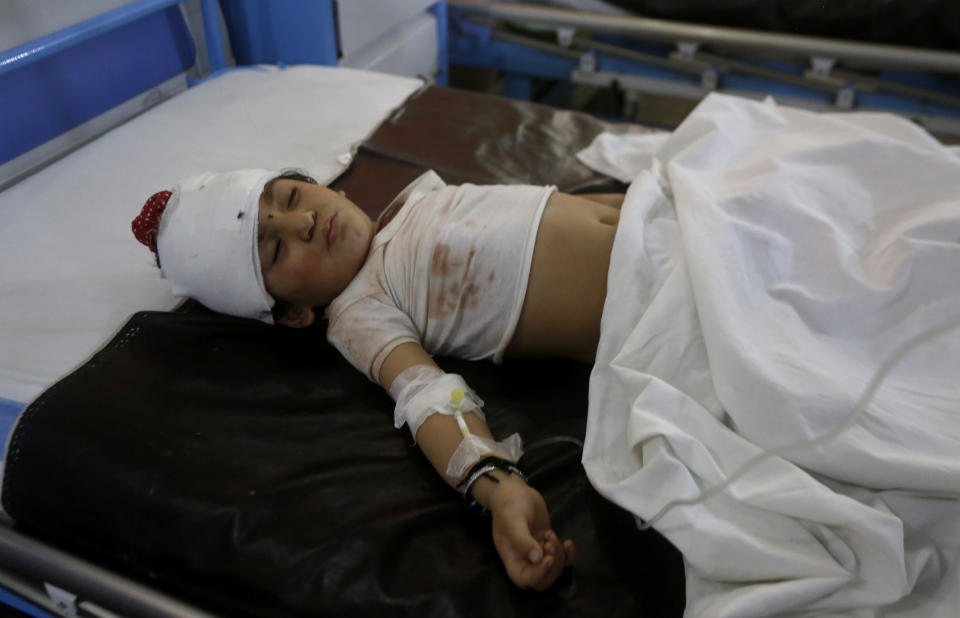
[379,342,495,486]
[379,342,575,589]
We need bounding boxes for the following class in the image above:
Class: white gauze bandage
[156,168,290,323]
[445,433,523,479]
[389,365,484,438]
[388,365,523,479]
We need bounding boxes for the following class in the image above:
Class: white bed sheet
[0,65,422,405]
[581,94,960,617]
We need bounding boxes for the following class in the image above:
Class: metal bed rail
[0,525,217,618]
[2,5,229,615]
[0,0,226,77]
[449,0,960,74]
[449,0,960,138]
[0,0,230,191]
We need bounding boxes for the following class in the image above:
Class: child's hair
[273,170,318,187]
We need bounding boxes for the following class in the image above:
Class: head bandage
[151,169,279,323]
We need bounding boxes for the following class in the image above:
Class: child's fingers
[504,546,553,589]
[546,531,575,567]
[506,532,564,590]
[518,532,563,591]
[512,550,554,592]
[545,531,568,564]
[540,532,556,556]
[530,556,558,591]
[502,514,544,565]
[499,529,573,590]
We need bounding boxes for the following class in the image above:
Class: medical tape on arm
[389,365,485,438]
[388,364,524,479]
[445,433,523,479]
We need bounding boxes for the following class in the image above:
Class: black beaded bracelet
[456,456,526,514]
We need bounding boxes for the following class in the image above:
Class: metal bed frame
[449,0,960,138]
[0,2,242,616]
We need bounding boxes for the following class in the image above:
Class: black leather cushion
[3,310,684,617]
[329,85,643,216]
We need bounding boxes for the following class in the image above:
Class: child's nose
[275,210,316,241]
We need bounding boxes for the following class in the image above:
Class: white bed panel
[0,65,423,404]
[340,11,438,79]
[337,0,435,59]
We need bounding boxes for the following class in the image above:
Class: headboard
[0,0,227,190]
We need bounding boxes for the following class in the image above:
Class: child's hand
[485,476,575,590]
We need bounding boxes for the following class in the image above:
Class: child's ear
[277,305,315,329]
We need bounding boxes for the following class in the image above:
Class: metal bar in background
[0,573,61,618]
[490,29,841,97]
[430,1,450,86]
[199,0,226,72]
[0,0,183,76]
[491,29,581,60]
[831,68,960,109]
[570,36,707,75]
[449,0,960,75]
[0,526,218,618]
[692,51,842,95]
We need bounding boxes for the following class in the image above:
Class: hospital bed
[448,0,960,140]
[0,1,685,616]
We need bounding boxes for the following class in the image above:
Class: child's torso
[507,191,620,363]
[325,174,554,380]
[381,181,554,361]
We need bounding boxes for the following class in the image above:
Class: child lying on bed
[132,167,624,591]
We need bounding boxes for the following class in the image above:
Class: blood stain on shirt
[463,283,480,309]
[430,244,484,317]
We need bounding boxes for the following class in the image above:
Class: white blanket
[581,93,960,617]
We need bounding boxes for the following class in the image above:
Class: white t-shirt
[326,171,555,382]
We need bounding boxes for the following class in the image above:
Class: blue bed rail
[0,0,223,77]
[0,587,54,618]
[0,0,227,188]
[219,0,339,66]
[0,398,24,461]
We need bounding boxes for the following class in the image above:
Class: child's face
[257,178,376,314]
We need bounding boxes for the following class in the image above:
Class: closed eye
[273,239,282,264]
[288,187,297,209]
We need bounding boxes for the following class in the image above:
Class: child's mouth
[326,213,339,246]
